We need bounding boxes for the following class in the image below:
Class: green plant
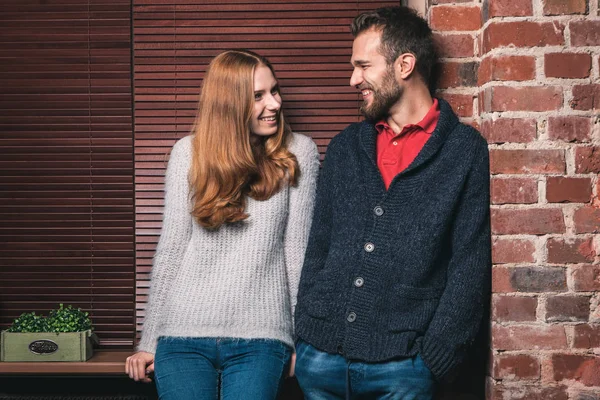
[6,304,93,333]
[47,304,93,333]
[6,312,48,333]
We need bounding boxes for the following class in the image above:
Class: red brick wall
[430,0,600,397]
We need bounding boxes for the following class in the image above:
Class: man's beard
[360,67,402,121]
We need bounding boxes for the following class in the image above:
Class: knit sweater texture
[138,132,319,354]
[295,98,491,382]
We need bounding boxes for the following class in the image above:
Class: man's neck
[385,87,434,134]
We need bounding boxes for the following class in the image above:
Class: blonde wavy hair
[189,49,299,230]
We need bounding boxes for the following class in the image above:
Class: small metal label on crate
[28,339,59,355]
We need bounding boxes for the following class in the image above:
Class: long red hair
[189,50,298,229]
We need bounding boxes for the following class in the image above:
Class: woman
[125,49,319,399]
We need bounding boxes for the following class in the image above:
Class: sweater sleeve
[137,137,194,354]
[421,137,492,382]
[284,134,320,323]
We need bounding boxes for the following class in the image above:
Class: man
[293,6,491,399]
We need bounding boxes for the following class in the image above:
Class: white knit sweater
[138,132,319,354]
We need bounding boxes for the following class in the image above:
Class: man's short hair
[351,6,437,91]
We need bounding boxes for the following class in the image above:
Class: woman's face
[250,65,282,137]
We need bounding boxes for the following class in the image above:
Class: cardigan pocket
[302,271,339,320]
[379,285,444,333]
[304,296,332,320]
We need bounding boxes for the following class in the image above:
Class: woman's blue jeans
[154,337,292,400]
[295,339,436,400]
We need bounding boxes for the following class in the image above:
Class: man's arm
[284,136,320,321]
[295,138,338,315]
[421,137,491,382]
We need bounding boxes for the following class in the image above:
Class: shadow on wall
[436,307,491,400]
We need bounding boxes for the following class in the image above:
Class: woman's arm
[137,137,194,355]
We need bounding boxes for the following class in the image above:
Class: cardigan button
[354,277,364,287]
[347,312,357,322]
[364,242,375,252]
[374,206,384,216]
[337,345,344,355]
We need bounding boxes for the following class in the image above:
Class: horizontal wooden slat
[0,0,134,349]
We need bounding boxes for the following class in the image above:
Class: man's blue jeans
[295,339,436,400]
[154,337,292,400]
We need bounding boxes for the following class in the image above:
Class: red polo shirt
[376,98,440,189]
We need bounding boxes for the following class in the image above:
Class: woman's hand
[288,352,296,377]
[125,351,155,383]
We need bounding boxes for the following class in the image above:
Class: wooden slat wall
[0,0,135,349]
[133,0,401,339]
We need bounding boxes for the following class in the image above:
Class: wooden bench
[0,351,160,399]
[0,350,129,374]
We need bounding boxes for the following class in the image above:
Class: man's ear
[394,53,417,80]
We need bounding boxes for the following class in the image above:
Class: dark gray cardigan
[294,99,491,382]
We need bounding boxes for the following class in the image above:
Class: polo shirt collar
[375,98,440,136]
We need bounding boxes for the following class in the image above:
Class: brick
[547,237,596,264]
[496,55,535,82]
[575,146,600,173]
[492,266,513,293]
[492,324,567,351]
[571,85,600,110]
[437,93,473,117]
[482,86,563,112]
[489,385,568,400]
[492,353,540,380]
[546,295,590,322]
[481,118,536,144]
[479,55,536,85]
[490,149,565,174]
[492,209,566,235]
[510,266,567,292]
[552,354,600,386]
[430,6,482,31]
[482,21,565,53]
[546,177,592,203]
[573,324,600,348]
[544,0,588,14]
[548,116,592,143]
[438,61,478,88]
[492,295,537,322]
[433,33,474,58]
[492,238,536,264]
[491,177,538,205]
[574,206,600,234]
[572,265,600,291]
[489,0,533,17]
[432,0,472,3]
[570,20,600,46]
[545,53,592,79]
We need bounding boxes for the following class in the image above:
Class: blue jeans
[154,337,292,400]
[295,339,435,400]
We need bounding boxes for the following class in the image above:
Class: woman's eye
[271,88,279,95]
[254,93,262,101]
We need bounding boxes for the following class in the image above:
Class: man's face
[350,29,402,121]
